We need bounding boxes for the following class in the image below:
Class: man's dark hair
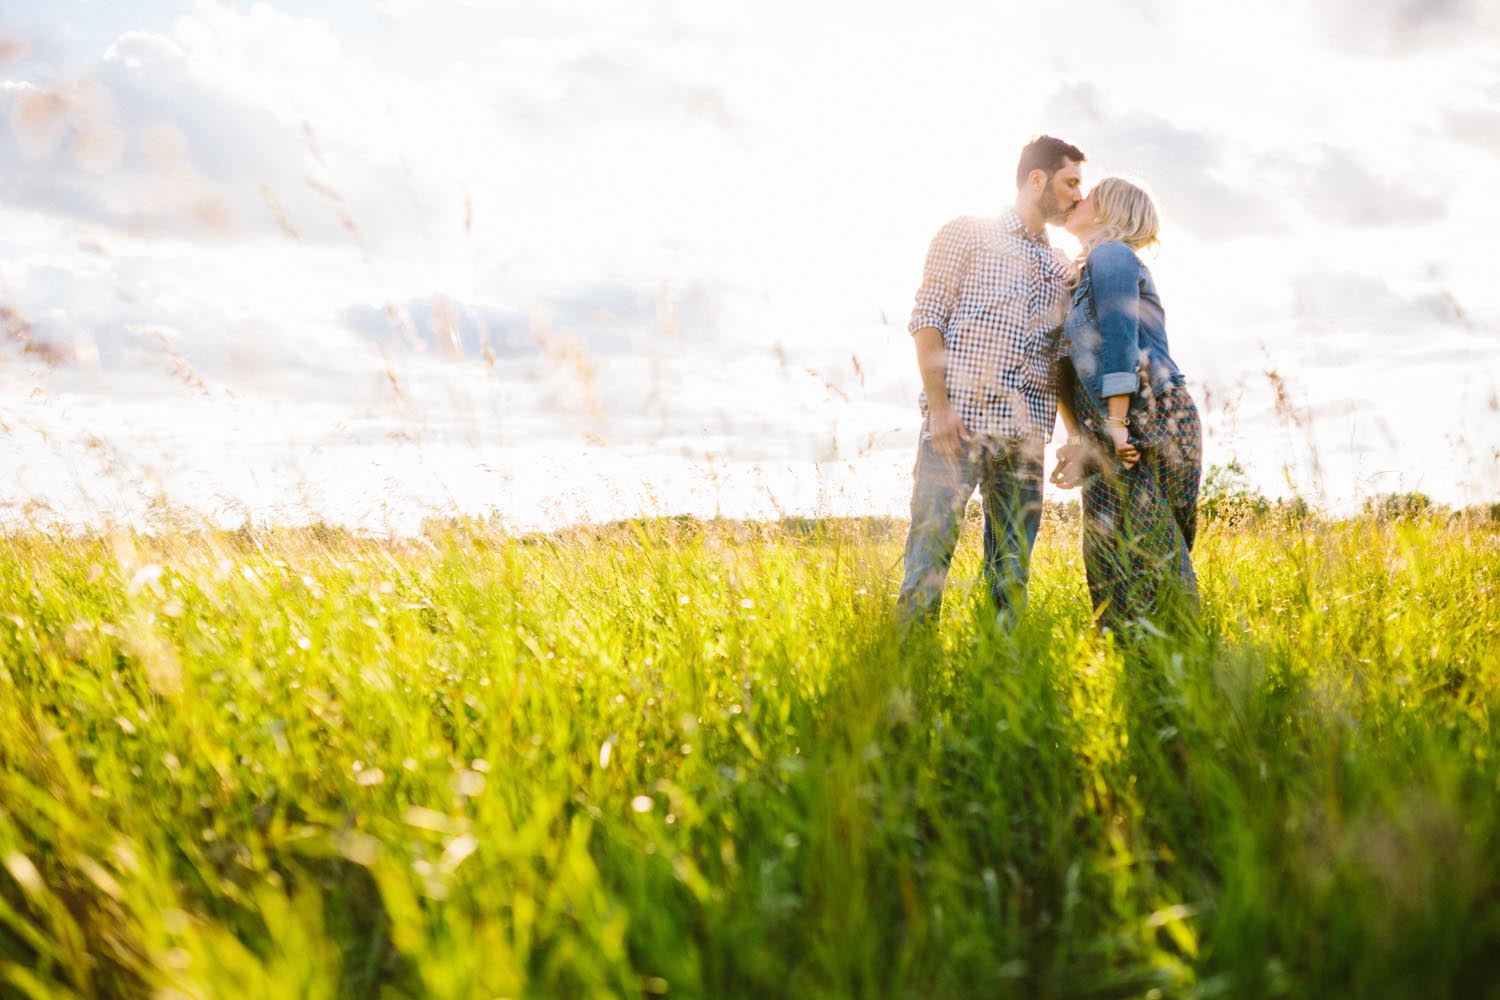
[1015,135,1085,189]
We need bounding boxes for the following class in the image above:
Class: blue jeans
[897,428,1044,628]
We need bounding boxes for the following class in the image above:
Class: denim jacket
[1062,240,1183,420]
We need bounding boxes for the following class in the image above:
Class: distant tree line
[1196,461,1500,526]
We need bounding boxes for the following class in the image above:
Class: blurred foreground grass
[1,512,1498,998]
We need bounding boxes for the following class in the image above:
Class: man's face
[1037,159,1084,224]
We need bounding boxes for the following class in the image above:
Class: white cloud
[1043,82,1285,240]
[1,28,341,242]
[1315,0,1500,56]
[3,0,1499,528]
[1293,270,1463,337]
[1277,146,1446,229]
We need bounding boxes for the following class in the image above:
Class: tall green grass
[1,513,1498,998]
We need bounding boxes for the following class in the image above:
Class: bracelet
[1103,417,1127,428]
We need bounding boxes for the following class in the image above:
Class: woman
[1051,177,1202,635]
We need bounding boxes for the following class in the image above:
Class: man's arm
[908,219,973,456]
[1050,376,1086,488]
[1055,375,1081,439]
[913,326,970,456]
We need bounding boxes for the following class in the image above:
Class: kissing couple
[896,135,1202,637]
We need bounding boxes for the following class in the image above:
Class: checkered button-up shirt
[908,210,1075,441]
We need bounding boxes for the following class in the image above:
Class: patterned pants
[1076,382,1203,635]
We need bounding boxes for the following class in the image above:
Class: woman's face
[1064,190,1098,239]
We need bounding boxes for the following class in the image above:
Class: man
[897,135,1084,628]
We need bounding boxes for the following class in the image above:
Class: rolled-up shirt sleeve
[908,217,973,338]
[1089,242,1144,398]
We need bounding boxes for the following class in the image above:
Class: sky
[1,0,1498,532]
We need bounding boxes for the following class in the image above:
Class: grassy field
[1,510,1499,999]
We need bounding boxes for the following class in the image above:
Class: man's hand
[928,405,972,457]
[1050,441,1085,489]
[1109,425,1139,469]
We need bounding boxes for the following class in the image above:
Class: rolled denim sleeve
[908,217,973,337]
[1088,242,1143,398]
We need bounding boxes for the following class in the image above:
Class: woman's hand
[1109,425,1139,469]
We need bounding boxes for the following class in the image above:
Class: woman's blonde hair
[1081,176,1160,254]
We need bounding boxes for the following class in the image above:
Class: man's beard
[1039,186,1070,224]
